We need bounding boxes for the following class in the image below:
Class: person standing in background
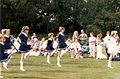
[79,29,88,46]
[107,31,117,68]
[96,33,103,59]
[104,31,111,60]
[89,32,96,58]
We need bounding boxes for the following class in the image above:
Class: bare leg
[47,53,51,64]
[6,58,11,66]
[108,53,113,68]
[89,45,92,57]
[70,50,74,58]
[92,46,96,58]
[57,51,61,67]
[2,62,8,70]
[60,49,67,58]
[0,62,3,78]
[20,53,26,71]
[75,53,79,59]
[24,52,30,59]
[3,57,12,71]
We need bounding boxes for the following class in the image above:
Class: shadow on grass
[8,76,52,79]
[28,69,77,73]
[3,71,21,74]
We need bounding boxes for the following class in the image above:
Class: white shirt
[89,37,96,45]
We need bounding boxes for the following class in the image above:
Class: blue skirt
[57,42,67,51]
[0,53,11,62]
[19,44,31,53]
[45,50,54,53]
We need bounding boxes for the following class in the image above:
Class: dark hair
[90,32,94,35]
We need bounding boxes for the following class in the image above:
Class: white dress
[103,36,111,48]
[108,37,117,54]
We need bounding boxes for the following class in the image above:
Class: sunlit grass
[2,53,120,79]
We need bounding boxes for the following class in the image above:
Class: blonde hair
[0,33,3,38]
[111,31,117,37]
[1,29,7,35]
[73,31,78,36]
[59,26,65,32]
[21,26,29,32]
[72,31,78,41]
[0,33,4,42]
[48,33,54,38]
[117,39,120,46]
[97,33,102,39]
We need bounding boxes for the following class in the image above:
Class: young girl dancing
[0,33,4,78]
[46,33,54,64]
[0,33,11,78]
[2,29,13,70]
[56,26,67,67]
[17,26,31,71]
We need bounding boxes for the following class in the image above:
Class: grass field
[2,54,120,79]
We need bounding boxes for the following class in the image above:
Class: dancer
[56,26,67,67]
[2,29,13,70]
[0,33,4,78]
[0,33,11,78]
[17,26,31,71]
[46,33,54,64]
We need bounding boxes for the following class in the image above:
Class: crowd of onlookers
[1,29,119,60]
[23,30,120,60]
[0,27,120,78]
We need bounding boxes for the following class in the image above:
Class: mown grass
[2,53,120,79]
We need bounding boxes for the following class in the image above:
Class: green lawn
[2,54,120,79]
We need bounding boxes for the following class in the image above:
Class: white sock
[2,62,8,70]
[24,53,29,59]
[108,61,113,68]
[47,55,50,63]
[60,50,66,58]
[51,50,56,56]
[6,59,11,66]
[44,52,48,56]
[20,61,26,71]
[57,56,60,65]
[20,61,24,69]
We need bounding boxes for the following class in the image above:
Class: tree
[1,0,120,36]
